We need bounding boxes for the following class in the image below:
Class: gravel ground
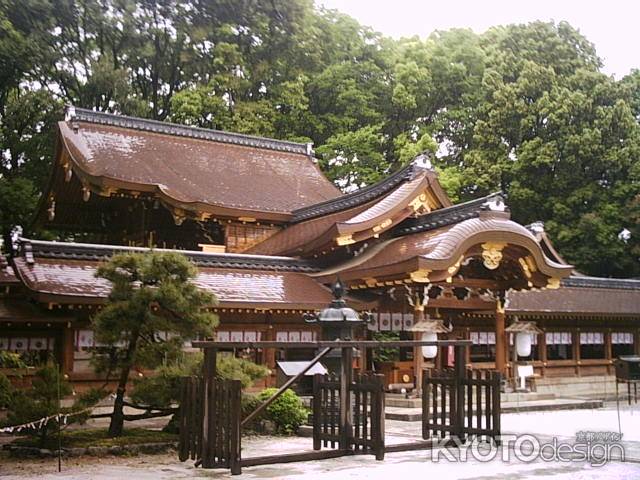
[2,404,640,479]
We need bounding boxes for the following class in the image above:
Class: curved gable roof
[55,108,341,220]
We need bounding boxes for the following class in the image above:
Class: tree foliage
[92,250,217,436]
[0,1,637,276]
[130,352,269,408]
[3,365,102,447]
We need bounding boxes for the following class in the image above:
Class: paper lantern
[421,332,438,359]
[516,332,532,357]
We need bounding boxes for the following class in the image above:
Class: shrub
[0,372,13,408]
[0,351,27,368]
[131,352,269,408]
[256,388,308,434]
[3,366,103,446]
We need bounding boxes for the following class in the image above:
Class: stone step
[384,398,604,421]
[386,391,556,408]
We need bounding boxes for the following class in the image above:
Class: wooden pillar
[201,347,217,469]
[605,330,613,375]
[573,329,581,376]
[339,346,353,451]
[634,329,640,356]
[454,345,466,441]
[495,302,506,375]
[413,307,425,394]
[540,327,547,377]
[61,324,74,375]
[465,328,471,366]
[264,314,276,387]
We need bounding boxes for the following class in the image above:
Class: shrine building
[1,107,639,390]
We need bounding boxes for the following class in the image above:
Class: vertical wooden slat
[485,373,492,442]
[362,388,368,446]
[189,377,198,460]
[466,371,473,433]
[322,376,328,448]
[330,375,336,448]
[476,371,483,432]
[216,380,222,464]
[354,374,361,452]
[422,370,429,440]
[440,378,446,438]
[374,373,385,460]
[492,371,501,444]
[229,380,242,475]
[178,377,189,461]
[431,375,437,438]
[313,374,322,450]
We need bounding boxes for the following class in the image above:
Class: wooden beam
[241,449,350,467]
[193,339,473,349]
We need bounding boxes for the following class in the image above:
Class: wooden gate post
[312,373,322,451]
[454,345,467,443]
[229,379,242,475]
[373,373,386,460]
[201,348,217,468]
[339,346,353,451]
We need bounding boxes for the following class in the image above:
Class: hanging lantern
[421,332,438,359]
[506,319,543,359]
[516,332,532,357]
[409,317,451,360]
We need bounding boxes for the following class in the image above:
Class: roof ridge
[291,161,431,222]
[562,275,640,290]
[66,106,312,155]
[393,192,503,236]
[18,238,321,273]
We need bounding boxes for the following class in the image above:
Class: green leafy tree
[3,366,102,447]
[92,251,217,437]
[130,352,269,408]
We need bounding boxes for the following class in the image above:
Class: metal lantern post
[304,279,370,450]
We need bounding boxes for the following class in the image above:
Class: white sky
[317,0,639,79]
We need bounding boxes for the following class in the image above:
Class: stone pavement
[2,403,640,479]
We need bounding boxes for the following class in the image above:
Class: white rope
[0,406,94,434]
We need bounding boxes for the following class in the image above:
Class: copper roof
[314,211,573,284]
[57,108,341,219]
[13,256,348,310]
[249,163,447,256]
[508,286,640,317]
[0,255,18,284]
[291,157,451,222]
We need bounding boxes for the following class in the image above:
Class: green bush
[256,388,308,435]
[0,351,27,368]
[131,352,269,408]
[0,372,13,408]
[372,331,400,363]
[3,366,103,446]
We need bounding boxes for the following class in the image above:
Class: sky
[317,0,639,79]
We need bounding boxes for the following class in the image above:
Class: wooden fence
[351,373,385,460]
[312,372,385,458]
[178,376,242,473]
[422,368,501,443]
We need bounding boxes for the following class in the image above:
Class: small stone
[86,446,110,456]
[67,447,86,457]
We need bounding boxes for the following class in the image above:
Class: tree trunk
[108,330,140,437]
